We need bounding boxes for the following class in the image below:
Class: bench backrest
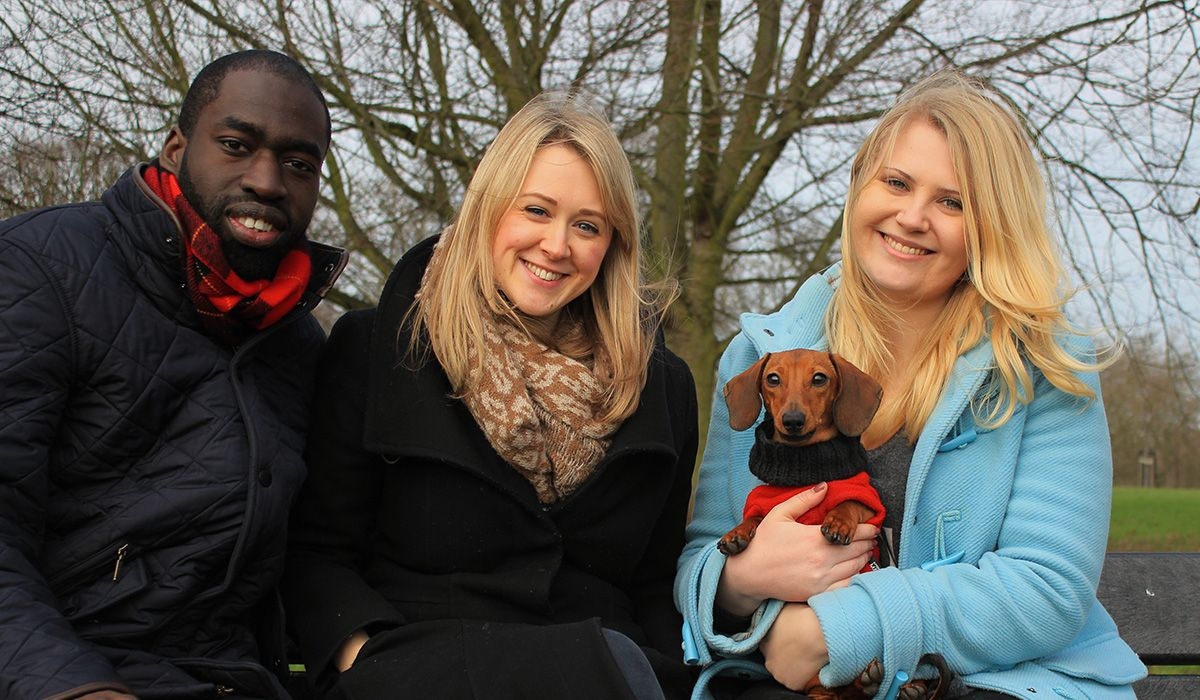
[1098,552,1200,665]
[1098,552,1200,698]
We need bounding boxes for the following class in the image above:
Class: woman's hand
[760,603,828,691]
[335,629,370,672]
[717,483,877,616]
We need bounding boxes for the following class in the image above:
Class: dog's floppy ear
[724,354,770,431]
[830,353,883,436]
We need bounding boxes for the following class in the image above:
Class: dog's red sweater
[742,472,886,572]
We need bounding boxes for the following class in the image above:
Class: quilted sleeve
[0,236,129,698]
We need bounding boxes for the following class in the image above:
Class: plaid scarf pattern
[143,163,312,344]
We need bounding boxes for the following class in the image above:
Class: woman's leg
[601,628,667,700]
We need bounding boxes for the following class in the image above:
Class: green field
[1108,486,1200,551]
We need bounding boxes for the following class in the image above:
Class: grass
[1150,665,1199,675]
[1108,486,1200,551]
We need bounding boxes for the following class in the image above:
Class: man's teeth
[885,235,929,256]
[237,217,276,232]
[525,261,564,281]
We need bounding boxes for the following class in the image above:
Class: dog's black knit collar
[749,422,870,486]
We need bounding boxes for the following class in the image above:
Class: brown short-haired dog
[719,349,950,700]
[718,348,884,557]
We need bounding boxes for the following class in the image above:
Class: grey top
[868,432,914,567]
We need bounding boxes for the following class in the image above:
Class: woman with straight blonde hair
[285,92,698,700]
[677,70,1143,699]
[412,91,665,425]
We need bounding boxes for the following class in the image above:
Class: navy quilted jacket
[0,165,346,699]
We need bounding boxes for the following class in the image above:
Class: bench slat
[1098,552,1200,665]
[1132,674,1200,699]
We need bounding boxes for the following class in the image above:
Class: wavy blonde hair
[410,91,675,424]
[828,69,1112,439]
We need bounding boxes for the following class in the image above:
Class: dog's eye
[812,372,828,386]
[765,373,781,387]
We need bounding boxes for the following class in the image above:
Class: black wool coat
[283,236,699,700]
[0,165,347,699]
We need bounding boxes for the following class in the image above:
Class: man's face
[160,69,328,280]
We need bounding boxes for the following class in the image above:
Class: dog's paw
[855,658,884,697]
[820,521,854,545]
[898,680,930,700]
[717,534,748,556]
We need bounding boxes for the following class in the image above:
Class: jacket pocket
[61,551,150,622]
[173,658,286,700]
[46,542,128,591]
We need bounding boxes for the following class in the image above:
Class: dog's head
[723,349,882,445]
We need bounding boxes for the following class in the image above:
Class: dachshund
[717,350,952,700]
[718,348,885,558]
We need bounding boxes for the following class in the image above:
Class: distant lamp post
[1137,448,1157,488]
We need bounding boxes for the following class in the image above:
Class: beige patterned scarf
[462,313,619,503]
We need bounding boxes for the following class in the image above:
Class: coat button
[257,469,273,487]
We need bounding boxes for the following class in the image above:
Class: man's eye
[219,139,248,153]
[286,159,318,174]
[765,373,781,387]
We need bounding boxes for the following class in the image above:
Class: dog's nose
[781,410,806,435]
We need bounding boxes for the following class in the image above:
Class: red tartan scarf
[143,163,312,343]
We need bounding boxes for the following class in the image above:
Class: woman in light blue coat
[675,70,1145,700]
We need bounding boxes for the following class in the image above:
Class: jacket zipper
[112,543,130,581]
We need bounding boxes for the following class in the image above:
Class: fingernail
[810,481,827,493]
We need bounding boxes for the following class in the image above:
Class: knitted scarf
[142,164,312,344]
[748,423,870,486]
[462,313,619,504]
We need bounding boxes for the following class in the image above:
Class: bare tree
[0,133,128,215]
[2,0,1197,434]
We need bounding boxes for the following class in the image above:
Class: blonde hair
[410,91,675,423]
[828,69,1111,438]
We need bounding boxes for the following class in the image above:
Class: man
[0,50,346,699]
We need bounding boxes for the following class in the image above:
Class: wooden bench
[1097,551,1200,698]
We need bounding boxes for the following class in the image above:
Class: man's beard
[176,161,299,281]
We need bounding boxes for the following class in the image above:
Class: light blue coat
[675,266,1145,700]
